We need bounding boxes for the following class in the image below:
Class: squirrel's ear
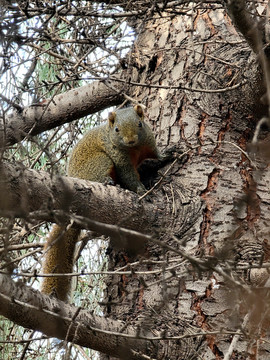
[134,105,144,119]
[108,112,116,126]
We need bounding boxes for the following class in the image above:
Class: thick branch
[0,161,155,235]
[0,80,124,148]
[0,274,154,359]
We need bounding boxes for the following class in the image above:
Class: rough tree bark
[100,4,270,360]
[1,2,270,360]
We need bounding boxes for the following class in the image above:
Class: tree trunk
[100,6,270,360]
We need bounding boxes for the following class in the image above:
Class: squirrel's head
[108,105,146,148]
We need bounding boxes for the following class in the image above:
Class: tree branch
[0,161,155,236]
[0,80,124,148]
[0,274,155,359]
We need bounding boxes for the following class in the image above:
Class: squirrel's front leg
[115,163,146,194]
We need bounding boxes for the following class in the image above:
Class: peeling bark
[100,6,270,360]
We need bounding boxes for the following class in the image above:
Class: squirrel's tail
[41,224,81,301]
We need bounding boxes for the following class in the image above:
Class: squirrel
[41,105,163,301]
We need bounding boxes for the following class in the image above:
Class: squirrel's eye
[115,126,119,133]
[138,121,142,128]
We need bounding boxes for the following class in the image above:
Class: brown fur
[41,105,161,301]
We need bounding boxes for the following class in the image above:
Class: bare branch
[0,161,155,236]
[0,274,153,359]
[0,80,124,148]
